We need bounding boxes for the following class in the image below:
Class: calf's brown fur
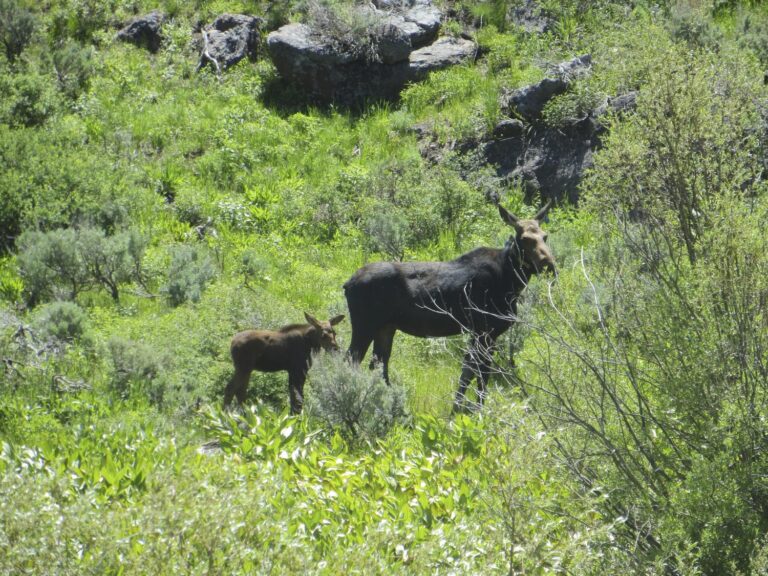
[225,312,345,414]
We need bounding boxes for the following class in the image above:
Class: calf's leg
[288,370,306,415]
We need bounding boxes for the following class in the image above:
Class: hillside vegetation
[3,0,768,574]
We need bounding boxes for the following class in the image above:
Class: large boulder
[116,10,166,53]
[199,14,262,72]
[267,2,475,106]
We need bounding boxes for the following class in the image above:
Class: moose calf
[225,312,345,414]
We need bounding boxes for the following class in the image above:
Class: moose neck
[502,237,532,289]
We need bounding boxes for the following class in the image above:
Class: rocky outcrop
[116,10,166,53]
[478,56,635,204]
[267,2,475,106]
[501,54,591,121]
[199,14,262,72]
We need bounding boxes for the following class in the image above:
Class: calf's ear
[304,312,322,329]
[329,314,345,326]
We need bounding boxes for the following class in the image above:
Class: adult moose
[344,200,554,412]
[224,312,345,414]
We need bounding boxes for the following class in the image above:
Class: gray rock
[493,118,525,139]
[404,5,441,46]
[200,13,262,72]
[510,0,555,34]
[408,37,476,80]
[475,56,633,204]
[267,1,474,106]
[375,22,412,64]
[116,10,166,53]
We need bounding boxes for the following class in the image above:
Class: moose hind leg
[225,368,251,406]
[348,329,374,366]
[371,326,396,385]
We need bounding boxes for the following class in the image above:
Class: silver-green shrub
[163,245,216,307]
[306,352,408,441]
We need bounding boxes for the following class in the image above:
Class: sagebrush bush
[18,228,87,304]
[17,227,146,304]
[306,352,409,441]
[33,300,90,343]
[107,336,167,403]
[163,245,216,307]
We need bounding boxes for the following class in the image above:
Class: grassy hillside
[3,0,768,573]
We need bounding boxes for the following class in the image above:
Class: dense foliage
[3,0,768,573]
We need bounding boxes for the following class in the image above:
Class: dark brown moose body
[344,202,554,412]
[225,312,345,414]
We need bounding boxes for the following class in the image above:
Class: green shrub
[306,351,409,441]
[0,0,36,63]
[33,300,89,343]
[1,71,60,127]
[363,209,408,260]
[163,245,216,307]
[78,227,146,302]
[52,39,94,98]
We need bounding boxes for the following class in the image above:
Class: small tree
[79,228,146,302]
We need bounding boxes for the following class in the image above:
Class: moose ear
[498,204,520,228]
[534,199,553,222]
[304,312,322,329]
[329,314,345,326]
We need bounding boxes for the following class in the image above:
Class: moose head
[498,200,556,275]
[304,312,345,352]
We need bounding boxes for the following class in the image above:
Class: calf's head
[499,201,555,275]
[304,312,345,351]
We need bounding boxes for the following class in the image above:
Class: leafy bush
[306,351,409,441]
[163,245,216,307]
[1,70,60,127]
[33,300,90,343]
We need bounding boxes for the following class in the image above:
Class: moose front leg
[453,345,481,414]
[476,336,498,408]
[288,370,306,415]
